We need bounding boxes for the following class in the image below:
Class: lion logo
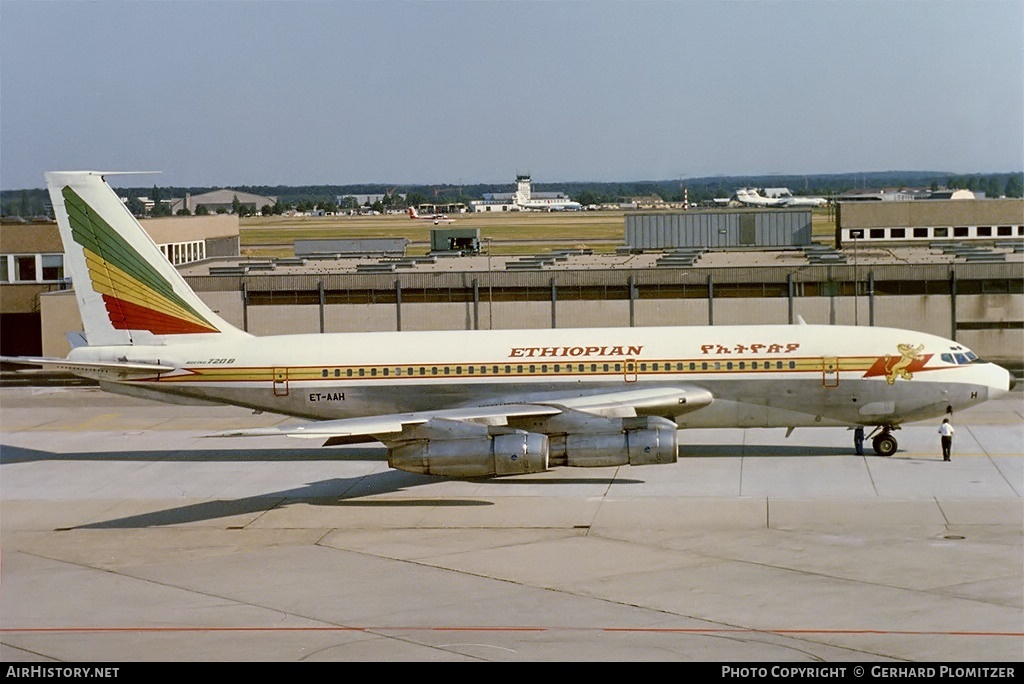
[884,343,924,385]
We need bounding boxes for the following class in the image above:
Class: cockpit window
[954,353,969,364]
[966,351,979,361]
[941,353,955,364]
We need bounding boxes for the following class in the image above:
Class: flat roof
[178,244,1023,277]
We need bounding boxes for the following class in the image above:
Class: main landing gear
[869,426,899,457]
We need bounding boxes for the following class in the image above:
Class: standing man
[853,426,865,455]
[938,418,954,461]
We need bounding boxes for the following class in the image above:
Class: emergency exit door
[822,357,839,387]
[273,367,289,396]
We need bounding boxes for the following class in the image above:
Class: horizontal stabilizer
[1,355,174,379]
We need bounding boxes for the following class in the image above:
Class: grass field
[239,208,837,257]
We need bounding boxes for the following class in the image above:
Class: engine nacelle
[389,431,549,478]
[548,417,675,471]
[561,417,679,467]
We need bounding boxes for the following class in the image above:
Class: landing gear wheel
[872,433,898,457]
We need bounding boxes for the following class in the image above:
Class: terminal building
[470,174,580,212]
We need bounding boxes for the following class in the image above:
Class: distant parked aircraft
[732,188,827,208]
[409,207,455,224]
[516,199,583,212]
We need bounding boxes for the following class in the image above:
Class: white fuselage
[70,324,1011,429]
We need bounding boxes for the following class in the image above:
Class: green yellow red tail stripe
[62,185,218,334]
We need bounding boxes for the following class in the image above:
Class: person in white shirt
[938,418,954,461]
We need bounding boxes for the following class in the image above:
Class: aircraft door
[273,367,289,396]
[822,357,839,388]
[623,359,637,383]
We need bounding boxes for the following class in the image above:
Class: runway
[1,386,1021,662]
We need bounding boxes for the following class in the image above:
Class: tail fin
[408,207,418,219]
[45,171,248,346]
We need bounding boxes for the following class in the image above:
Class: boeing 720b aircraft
[5,172,1012,477]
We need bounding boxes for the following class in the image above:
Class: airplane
[732,188,783,207]
[776,194,828,208]
[408,207,454,224]
[516,199,583,212]
[733,188,828,208]
[3,171,1012,478]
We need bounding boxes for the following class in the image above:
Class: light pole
[484,236,493,329]
[850,229,863,326]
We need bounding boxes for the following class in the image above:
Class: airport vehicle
[408,207,454,224]
[5,172,1012,477]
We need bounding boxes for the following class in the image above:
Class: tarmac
[0,385,1021,662]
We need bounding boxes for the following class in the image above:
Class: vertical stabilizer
[45,171,247,346]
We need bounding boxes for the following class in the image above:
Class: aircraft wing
[209,385,713,444]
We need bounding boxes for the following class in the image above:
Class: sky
[1,0,1022,190]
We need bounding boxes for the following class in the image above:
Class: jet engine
[389,430,549,477]
[510,410,679,468]
[555,416,678,467]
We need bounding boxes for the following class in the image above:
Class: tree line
[2,172,1022,218]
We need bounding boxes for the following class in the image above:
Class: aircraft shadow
[682,445,865,457]
[0,443,388,465]
[3,444,645,529]
[71,471,495,529]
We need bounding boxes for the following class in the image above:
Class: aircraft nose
[994,364,1016,395]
